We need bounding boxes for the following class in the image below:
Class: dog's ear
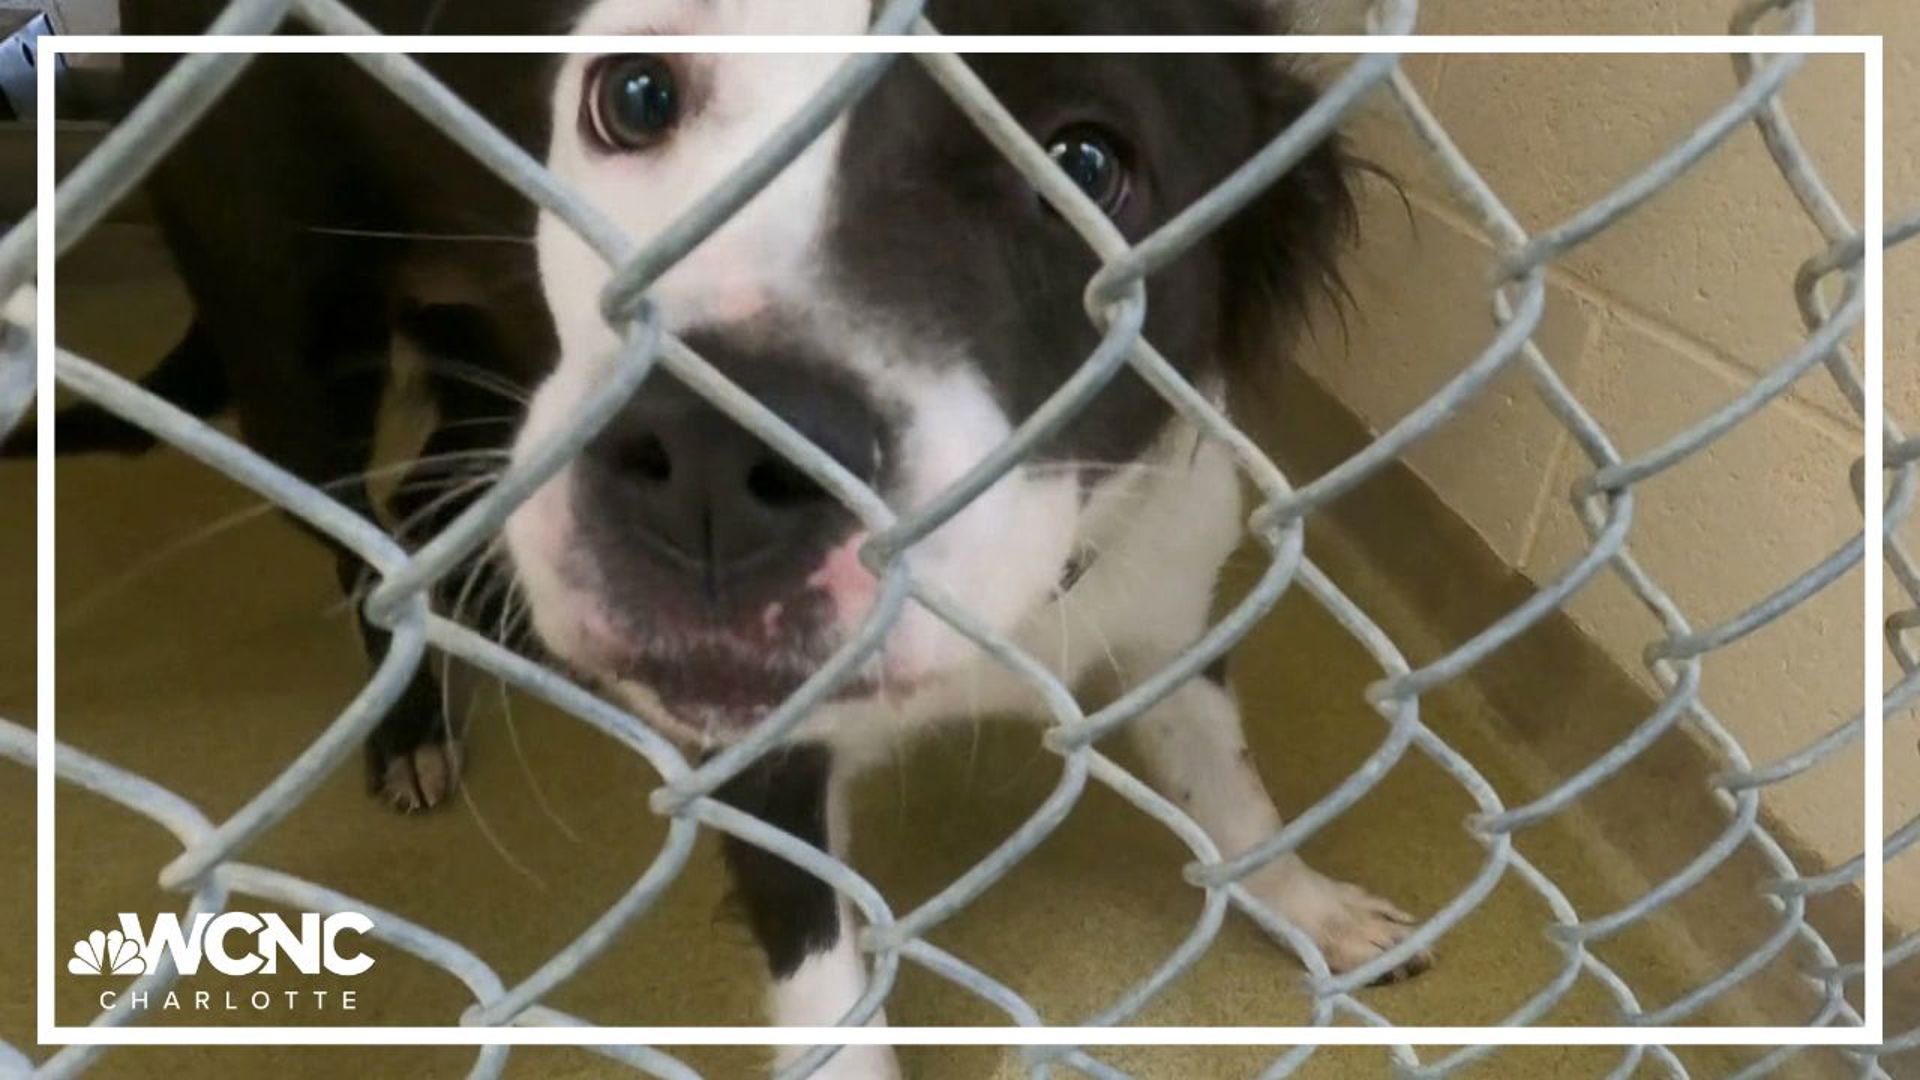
[1216,59,1359,380]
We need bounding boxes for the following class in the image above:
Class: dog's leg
[338,561,458,812]
[197,276,454,813]
[195,275,484,813]
[715,745,899,1080]
[312,356,455,814]
[1125,656,1430,982]
[363,304,527,810]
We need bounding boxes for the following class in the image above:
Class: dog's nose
[575,357,879,600]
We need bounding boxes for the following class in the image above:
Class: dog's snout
[577,355,880,602]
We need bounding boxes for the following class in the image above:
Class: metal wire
[0,0,1909,1075]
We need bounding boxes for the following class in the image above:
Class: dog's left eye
[1045,125,1130,215]
[585,54,681,152]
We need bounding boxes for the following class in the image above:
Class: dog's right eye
[585,54,681,152]
[1045,125,1130,216]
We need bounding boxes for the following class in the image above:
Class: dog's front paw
[1254,863,1431,984]
[372,738,463,813]
[363,679,465,813]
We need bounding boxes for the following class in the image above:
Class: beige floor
[0,231,1844,1078]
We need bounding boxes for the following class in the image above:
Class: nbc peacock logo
[67,929,146,976]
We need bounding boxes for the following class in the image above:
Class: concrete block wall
[1293,11,1911,925]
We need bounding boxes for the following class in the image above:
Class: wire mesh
[0,0,1910,1076]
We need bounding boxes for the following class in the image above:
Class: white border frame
[35,31,1885,1052]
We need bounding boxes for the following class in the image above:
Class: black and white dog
[45,0,1422,1071]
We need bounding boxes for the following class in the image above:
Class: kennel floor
[0,229,1827,1079]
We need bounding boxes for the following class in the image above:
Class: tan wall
[1292,9,1914,925]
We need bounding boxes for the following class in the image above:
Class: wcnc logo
[68,912,373,1014]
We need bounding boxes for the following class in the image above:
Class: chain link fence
[0,0,1910,1075]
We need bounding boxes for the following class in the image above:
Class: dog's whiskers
[424,415,521,433]
[438,537,554,888]
[450,766,548,889]
[305,225,534,246]
[956,630,992,808]
[1052,554,1129,690]
[481,568,583,843]
[407,357,536,406]
[322,469,504,619]
[58,452,506,630]
[387,471,505,543]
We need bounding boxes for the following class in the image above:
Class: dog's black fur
[14,1,574,807]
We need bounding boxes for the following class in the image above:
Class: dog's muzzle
[566,332,888,722]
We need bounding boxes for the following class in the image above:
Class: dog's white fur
[516,23,1082,711]
[505,3,1419,1075]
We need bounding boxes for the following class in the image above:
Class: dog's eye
[1045,125,1129,214]
[586,54,680,152]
